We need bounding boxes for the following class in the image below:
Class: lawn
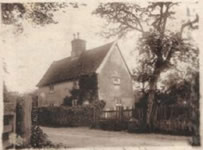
[41,127,191,148]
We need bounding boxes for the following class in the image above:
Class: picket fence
[98,104,194,135]
[100,107,133,121]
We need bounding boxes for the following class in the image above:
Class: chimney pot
[71,33,86,57]
[73,33,76,39]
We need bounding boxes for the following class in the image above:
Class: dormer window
[49,85,54,93]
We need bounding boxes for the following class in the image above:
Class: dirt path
[41,127,191,148]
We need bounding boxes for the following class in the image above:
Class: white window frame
[72,99,78,106]
[113,77,121,85]
[112,71,121,85]
[49,85,54,93]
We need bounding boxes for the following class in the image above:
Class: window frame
[112,71,121,86]
[49,85,54,93]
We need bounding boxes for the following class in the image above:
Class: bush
[97,119,128,131]
[30,125,49,148]
[127,118,143,133]
[29,125,66,148]
[38,100,105,127]
[63,96,72,106]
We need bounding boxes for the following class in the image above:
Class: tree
[132,58,153,94]
[93,2,199,129]
[1,2,86,33]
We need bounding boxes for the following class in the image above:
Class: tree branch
[180,14,199,37]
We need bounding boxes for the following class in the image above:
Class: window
[113,77,120,85]
[72,99,78,106]
[49,85,54,93]
[4,115,10,125]
[112,71,121,85]
[115,97,122,106]
[3,133,9,141]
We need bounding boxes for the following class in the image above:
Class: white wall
[38,80,78,106]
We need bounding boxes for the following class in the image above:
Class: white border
[0,0,202,150]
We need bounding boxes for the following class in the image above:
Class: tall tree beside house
[93,2,199,129]
[132,58,153,94]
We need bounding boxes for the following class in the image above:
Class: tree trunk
[146,70,161,130]
[146,90,155,130]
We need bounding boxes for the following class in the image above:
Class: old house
[37,35,135,109]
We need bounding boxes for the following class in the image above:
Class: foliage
[63,74,98,106]
[38,100,105,127]
[158,71,199,105]
[30,125,66,148]
[128,118,143,133]
[29,106,66,148]
[30,125,49,148]
[2,2,86,33]
[133,59,153,93]
[63,88,79,106]
[93,3,146,38]
[135,92,148,108]
[78,74,99,104]
[93,2,199,129]
[98,119,128,131]
[63,95,72,106]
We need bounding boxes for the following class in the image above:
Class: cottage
[37,35,135,109]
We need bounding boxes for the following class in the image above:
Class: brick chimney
[71,33,86,57]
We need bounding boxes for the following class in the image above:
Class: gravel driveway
[41,127,191,148]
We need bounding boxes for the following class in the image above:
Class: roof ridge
[54,41,114,64]
[86,41,115,52]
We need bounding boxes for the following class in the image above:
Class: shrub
[63,96,72,106]
[29,125,66,148]
[29,107,66,148]
[38,100,105,127]
[127,118,143,133]
[30,125,49,148]
[98,119,128,131]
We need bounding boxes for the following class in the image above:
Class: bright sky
[1,1,199,93]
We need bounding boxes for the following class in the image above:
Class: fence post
[18,96,32,146]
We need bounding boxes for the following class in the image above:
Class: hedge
[37,100,105,127]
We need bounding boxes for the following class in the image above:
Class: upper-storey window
[113,77,120,85]
[112,71,121,85]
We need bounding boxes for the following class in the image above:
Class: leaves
[93,3,146,38]
[1,2,86,34]
[1,3,79,25]
[38,100,105,127]
[94,2,199,129]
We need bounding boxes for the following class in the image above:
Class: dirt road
[41,127,191,148]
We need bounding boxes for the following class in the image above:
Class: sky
[1,1,199,93]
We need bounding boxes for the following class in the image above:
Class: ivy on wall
[63,73,99,106]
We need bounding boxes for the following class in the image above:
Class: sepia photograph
[1,0,201,149]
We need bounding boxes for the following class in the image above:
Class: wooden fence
[97,104,193,135]
[156,105,191,121]
[3,102,16,149]
[100,107,133,121]
[3,96,32,149]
